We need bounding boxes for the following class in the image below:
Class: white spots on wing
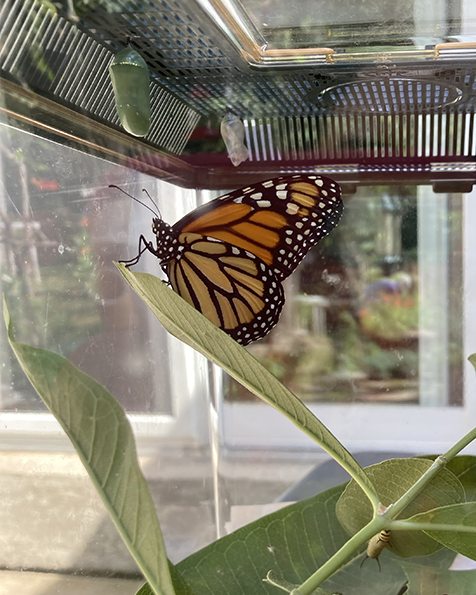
[286,203,299,215]
[277,190,288,200]
[234,197,243,203]
[316,179,324,187]
[250,192,263,200]
[262,180,275,188]
[295,221,303,229]
[257,200,272,208]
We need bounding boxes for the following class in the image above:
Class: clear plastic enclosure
[1,0,476,592]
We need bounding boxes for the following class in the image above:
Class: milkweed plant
[4,263,476,595]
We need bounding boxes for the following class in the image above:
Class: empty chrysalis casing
[109,46,151,137]
[220,113,249,167]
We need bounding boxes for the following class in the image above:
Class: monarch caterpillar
[116,174,343,345]
[360,530,391,571]
[109,46,151,137]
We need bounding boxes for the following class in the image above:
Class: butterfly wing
[163,233,285,345]
[173,175,343,280]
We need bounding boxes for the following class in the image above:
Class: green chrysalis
[109,46,151,137]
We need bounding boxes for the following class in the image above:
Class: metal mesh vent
[2,0,476,178]
[243,111,476,165]
[69,1,476,119]
[318,79,463,112]
[0,0,200,154]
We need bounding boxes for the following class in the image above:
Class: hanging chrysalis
[109,46,151,137]
[220,113,249,167]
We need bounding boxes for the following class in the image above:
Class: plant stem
[388,425,476,520]
[390,520,476,533]
[443,425,476,463]
[297,520,385,595]
[296,427,476,594]
[388,456,448,519]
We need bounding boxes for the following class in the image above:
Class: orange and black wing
[164,233,285,345]
[173,175,343,280]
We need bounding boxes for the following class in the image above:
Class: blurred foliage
[231,186,439,403]
[359,293,418,340]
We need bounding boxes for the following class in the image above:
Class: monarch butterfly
[360,530,391,571]
[117,175,343,345]
[109,46,151,137]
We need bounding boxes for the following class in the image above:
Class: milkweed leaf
[116,264,375,500]
[401,560,476,595]
[406,502,476,560]
[336,458,465,558]
[136,484,409,595]
[3,298,175,595]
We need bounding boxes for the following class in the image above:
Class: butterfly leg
[119,234,155,268]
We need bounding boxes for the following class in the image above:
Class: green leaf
[403,546,456,569]
[264,569,352,595]
[133,485,408,595]
[180,485,407,595]
[406,503,476,560]
[468,353,476,372]
[446,456,476,502]
[418,455,476,502]
[336,458,465,558]
[401,561,476,595]
[264,571,341,595]
[116,264,375,500]
[136,564,194,595]
[4,298,175,595]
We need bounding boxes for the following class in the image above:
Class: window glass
[0,124,174,414]
[227,185,463,406]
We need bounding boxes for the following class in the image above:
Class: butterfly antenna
[109,184,159,218]
[142,188,162,219]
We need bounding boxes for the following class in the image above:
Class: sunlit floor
[0,571,143,595]
[0,446,319,595]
